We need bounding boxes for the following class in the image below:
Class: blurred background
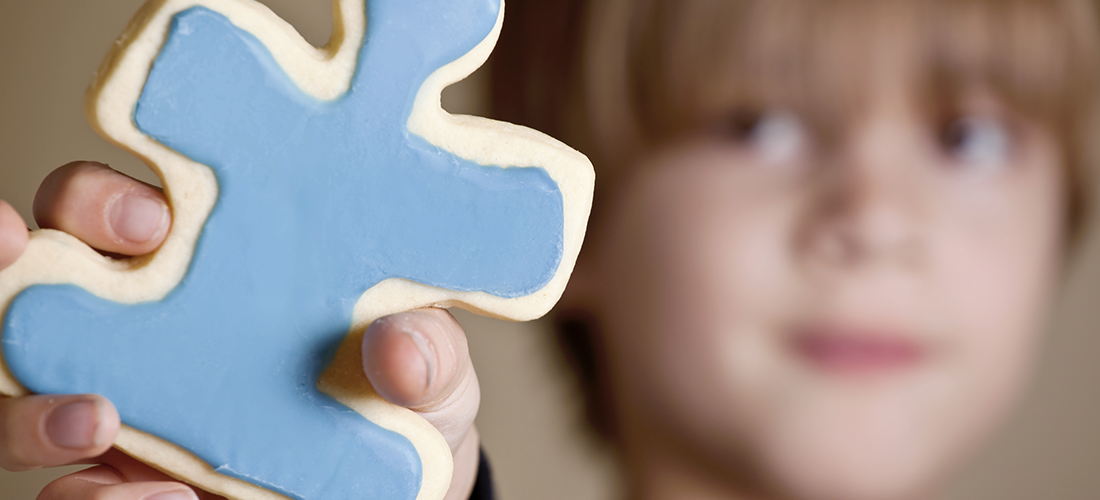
[0,1,1098,498]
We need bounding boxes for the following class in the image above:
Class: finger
[90,448,179,483]
[62,449,226,500]
[0,394,118,471]
[443,426,481,500]
[0,199,29,269]
[33,161,170,256]
[362,309,480,452]
[38,465,199,500]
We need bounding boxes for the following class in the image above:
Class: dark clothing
[469,448,496,500]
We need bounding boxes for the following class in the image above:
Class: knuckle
[36,478,64,500]
[0,403,35,471]
[42,162,104,197]
[55,161,108,179]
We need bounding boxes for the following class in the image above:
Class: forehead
[675,0,1094,127]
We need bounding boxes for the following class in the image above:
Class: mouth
[790,326,926,376]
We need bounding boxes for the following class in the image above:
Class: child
[2,0,1098,499]
[500,0,1100,498]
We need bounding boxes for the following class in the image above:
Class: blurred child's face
[588,45,1066,500]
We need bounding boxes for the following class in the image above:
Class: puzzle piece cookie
[0,1,594,499]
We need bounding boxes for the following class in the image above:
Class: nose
[798,121,924,272]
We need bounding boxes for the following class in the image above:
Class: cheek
[598,157,805,442]
[651,175,797,337]
[929,184,1062,424]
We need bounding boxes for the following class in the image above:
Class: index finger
[0,394,119,472]
[0,200,29,270]
[33,161,170,257]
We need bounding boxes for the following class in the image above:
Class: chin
[749,402,973,500]
[764,447,945,500]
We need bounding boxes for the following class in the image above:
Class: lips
[791,327,926,375]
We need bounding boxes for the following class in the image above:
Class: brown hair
[494,0,1100,233]
[490,0,1100,442]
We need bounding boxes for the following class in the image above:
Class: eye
[714,109,806,164]
[938,116,1013,171]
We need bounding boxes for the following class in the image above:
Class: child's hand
[0,159,167,269]
[363,309,482,500]
[0,163,482,500]
[0,200,28,270]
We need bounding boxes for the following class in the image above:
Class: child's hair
[489,0,1100,443]
[494,0,1100,239]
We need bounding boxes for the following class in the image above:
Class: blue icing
[2,1,564,499]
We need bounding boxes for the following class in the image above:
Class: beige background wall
[0,1,1097,499]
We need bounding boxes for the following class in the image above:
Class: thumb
[361,308,480,453]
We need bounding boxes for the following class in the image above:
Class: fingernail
[45,400,102,450]
[109,194,169,244]
[145,490,198,500]
[404,328,437,390]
